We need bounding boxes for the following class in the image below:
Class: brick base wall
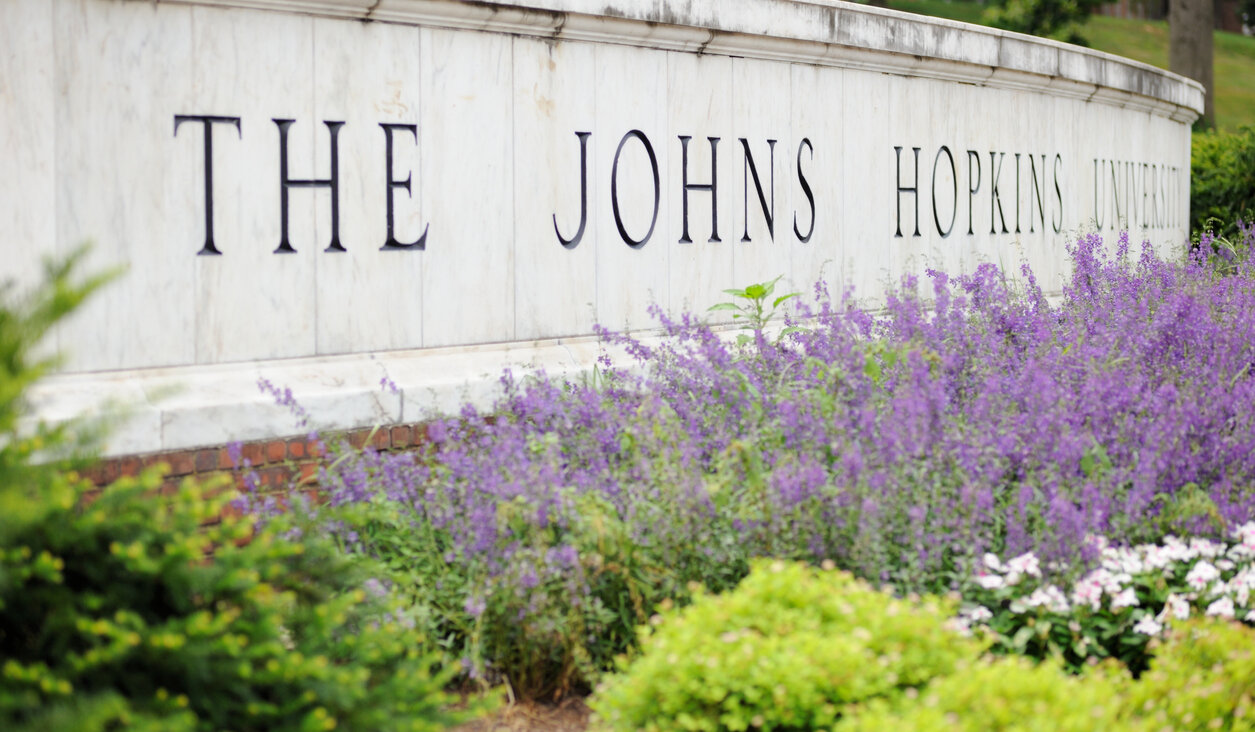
[80,422,430,513]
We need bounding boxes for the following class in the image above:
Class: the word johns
[552,130,817,249]
[173,114,428,256]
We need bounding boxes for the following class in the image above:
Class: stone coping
[147,0,1204,122]
[27,334,613,458]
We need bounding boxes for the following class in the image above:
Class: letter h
[273,119,344,253]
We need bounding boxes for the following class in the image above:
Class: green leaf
[772,293,800,309]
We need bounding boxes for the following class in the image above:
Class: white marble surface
[666,52,735,318]
[311,18,426,356]
[54,0,199,371]
[511,36,599,341]
[730,58,795,296]
[592,43,671,333]
[420,27,515,348]
[1,0,55,317]
[188,6,318,364]
[4,0,1199,455]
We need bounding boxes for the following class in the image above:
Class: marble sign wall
[1,0,1203,456]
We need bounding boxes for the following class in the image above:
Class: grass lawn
[887,0,1255,130]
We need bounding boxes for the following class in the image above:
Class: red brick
[258,466,290,490]
[298,462,319,484]
[118,456,141,477]
[195,448,218,473]
[217,448,236,470]
[390,425,413,449]
[100,460,121,484]
[165,451,196,476]
[240,443,264,466]
[369,429,391,451]
[265,440,286,464]
[219,499,245,521]
[343,429,366,449]
[288,438,308,460]
[81,463,108,486]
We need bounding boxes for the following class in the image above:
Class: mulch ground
[451,697,592,732]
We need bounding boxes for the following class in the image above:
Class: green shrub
[590,560,983,731]
[0,253,486,731]
[981,0,1100,45]
[835,656,1132,731]
[1192,127,1255,242]
[1122,619,1255,731]
[1,469,480,732]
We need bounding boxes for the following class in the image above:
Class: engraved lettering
[611,129,660,249]
[553,131,591,249]
[679,136,720,244]
[379,123,428,251]
[794,138,815,243]
[273,119,344,254]
[740,138,776,243]
[173,114,241,256]
[894,146,921,238]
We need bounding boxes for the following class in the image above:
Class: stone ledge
[27,335,611,458]
[144,0,1204,121]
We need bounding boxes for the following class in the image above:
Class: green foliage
[1,470,478,732]
[590,560,983,731]
[0,246,114,542]
[836,656,1131,731]
[1123,619,1255,730]
[319,467,705,700]
[0,253,485,731]
[708,275,801,344]
[1192,127,1255,242]
[981,0,1100,45]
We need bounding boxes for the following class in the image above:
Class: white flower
[1160,594,1191,621]
[1229,568,1255,605]
[1163,536,1196,563]
[1072,578,1104,612]
[1024,585,1070,613]
[965,606,993,624]
[1245,610,1255,623]
[983,553,1005,573]
[1189,538,1225,559]
[1206,596,1236,619]
[1185,561,1221,591]
[1006,552,1041,578]
[976,573,1004,590]
[1143,545,1173,571]
[1102,547,1144,576]
[1132,615,1163,636]
[1111,588,1140,610]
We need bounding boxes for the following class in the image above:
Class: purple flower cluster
[257,229,1255,690]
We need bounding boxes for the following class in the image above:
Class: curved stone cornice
[144,0,1204,122]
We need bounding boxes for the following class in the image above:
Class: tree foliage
[981,0,1102,45]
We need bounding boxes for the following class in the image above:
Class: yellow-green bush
[1122,619,1255,731]
[835,656,1132,731]
[590,560,983,731]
